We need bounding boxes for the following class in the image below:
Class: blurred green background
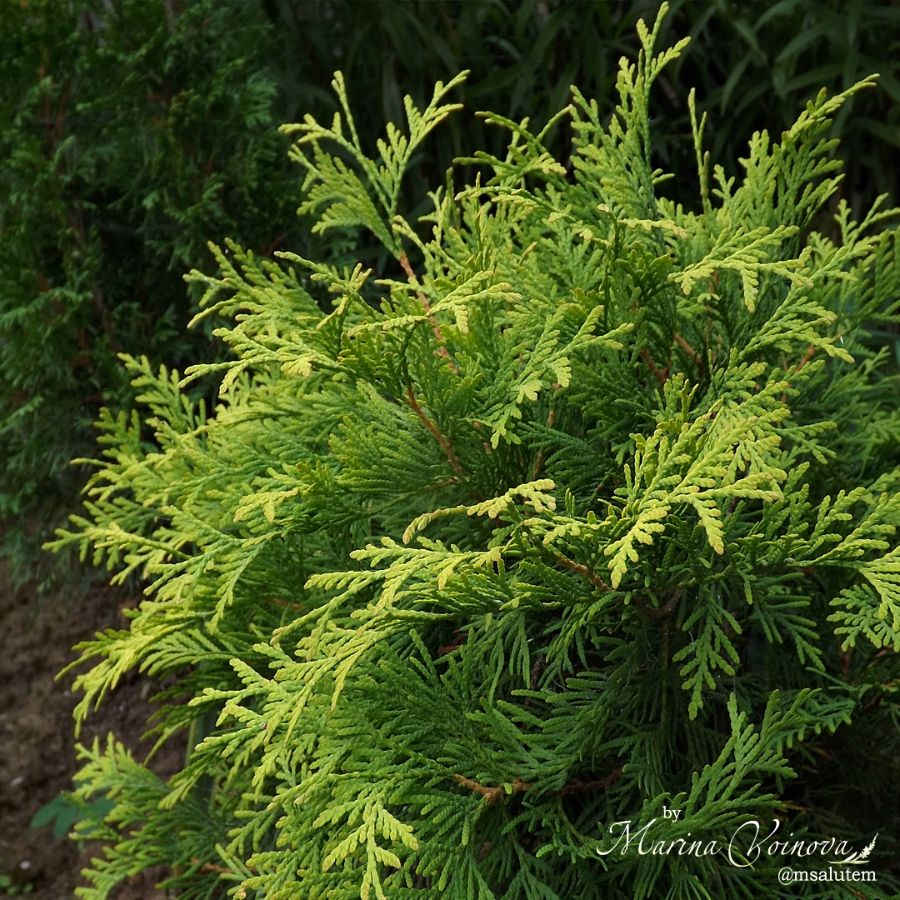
[2,0,898,588]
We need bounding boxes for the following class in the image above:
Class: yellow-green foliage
[54,8,899,898]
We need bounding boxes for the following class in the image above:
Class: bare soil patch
[0,562,182,898]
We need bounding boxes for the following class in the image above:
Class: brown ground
[0,562,183,898]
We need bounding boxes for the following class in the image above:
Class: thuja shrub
[55,8,899,898]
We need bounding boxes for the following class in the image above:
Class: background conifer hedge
[0,0,299,585]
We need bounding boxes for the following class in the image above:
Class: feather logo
[830,833,877,866]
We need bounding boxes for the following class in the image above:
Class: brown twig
[530,655,545,689]
[399,254,424,301]
[530,407,557,480]
[399,253,458,372]
[405,385,464,478]
[553,552,610,592]
[471,420,494,455]
[437,629,466,656]
[633,591,682,621]
[453,768,622,805]
[640,348,668,388]
[673,332,702,370]
[781,342,818,402]
[452,774,530,805]
[797,343,817,372]
[267,597,304,612]
[260,231,286,256]
[555,768,623,797]
[839,646,853,681]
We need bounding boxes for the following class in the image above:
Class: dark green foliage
[0,0,297,584]
[52,8,900,898]
[660,0,900,210]
[266,0,900,212]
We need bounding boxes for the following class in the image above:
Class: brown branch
[797,343,817,372]
[399,254,424,303]
[530,655,545,689]
[399,253,458,373]
[633,592,682,621]
[640,348,668,388]
[530,407,557,480]
[452,774,530,805]
[260,231,286,256]
[673,332,702,369]
[782,342,818,402]
[555,768,623,797]
[453,768,622,805]
[405,385,464,478]
[471,420,494,455]
[553,552,610,592]
[266,597,304,612]
[839,646,853,682]
[437,629,465,656]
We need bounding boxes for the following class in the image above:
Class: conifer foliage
[0,0,294,584]
[54,8,899,898]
